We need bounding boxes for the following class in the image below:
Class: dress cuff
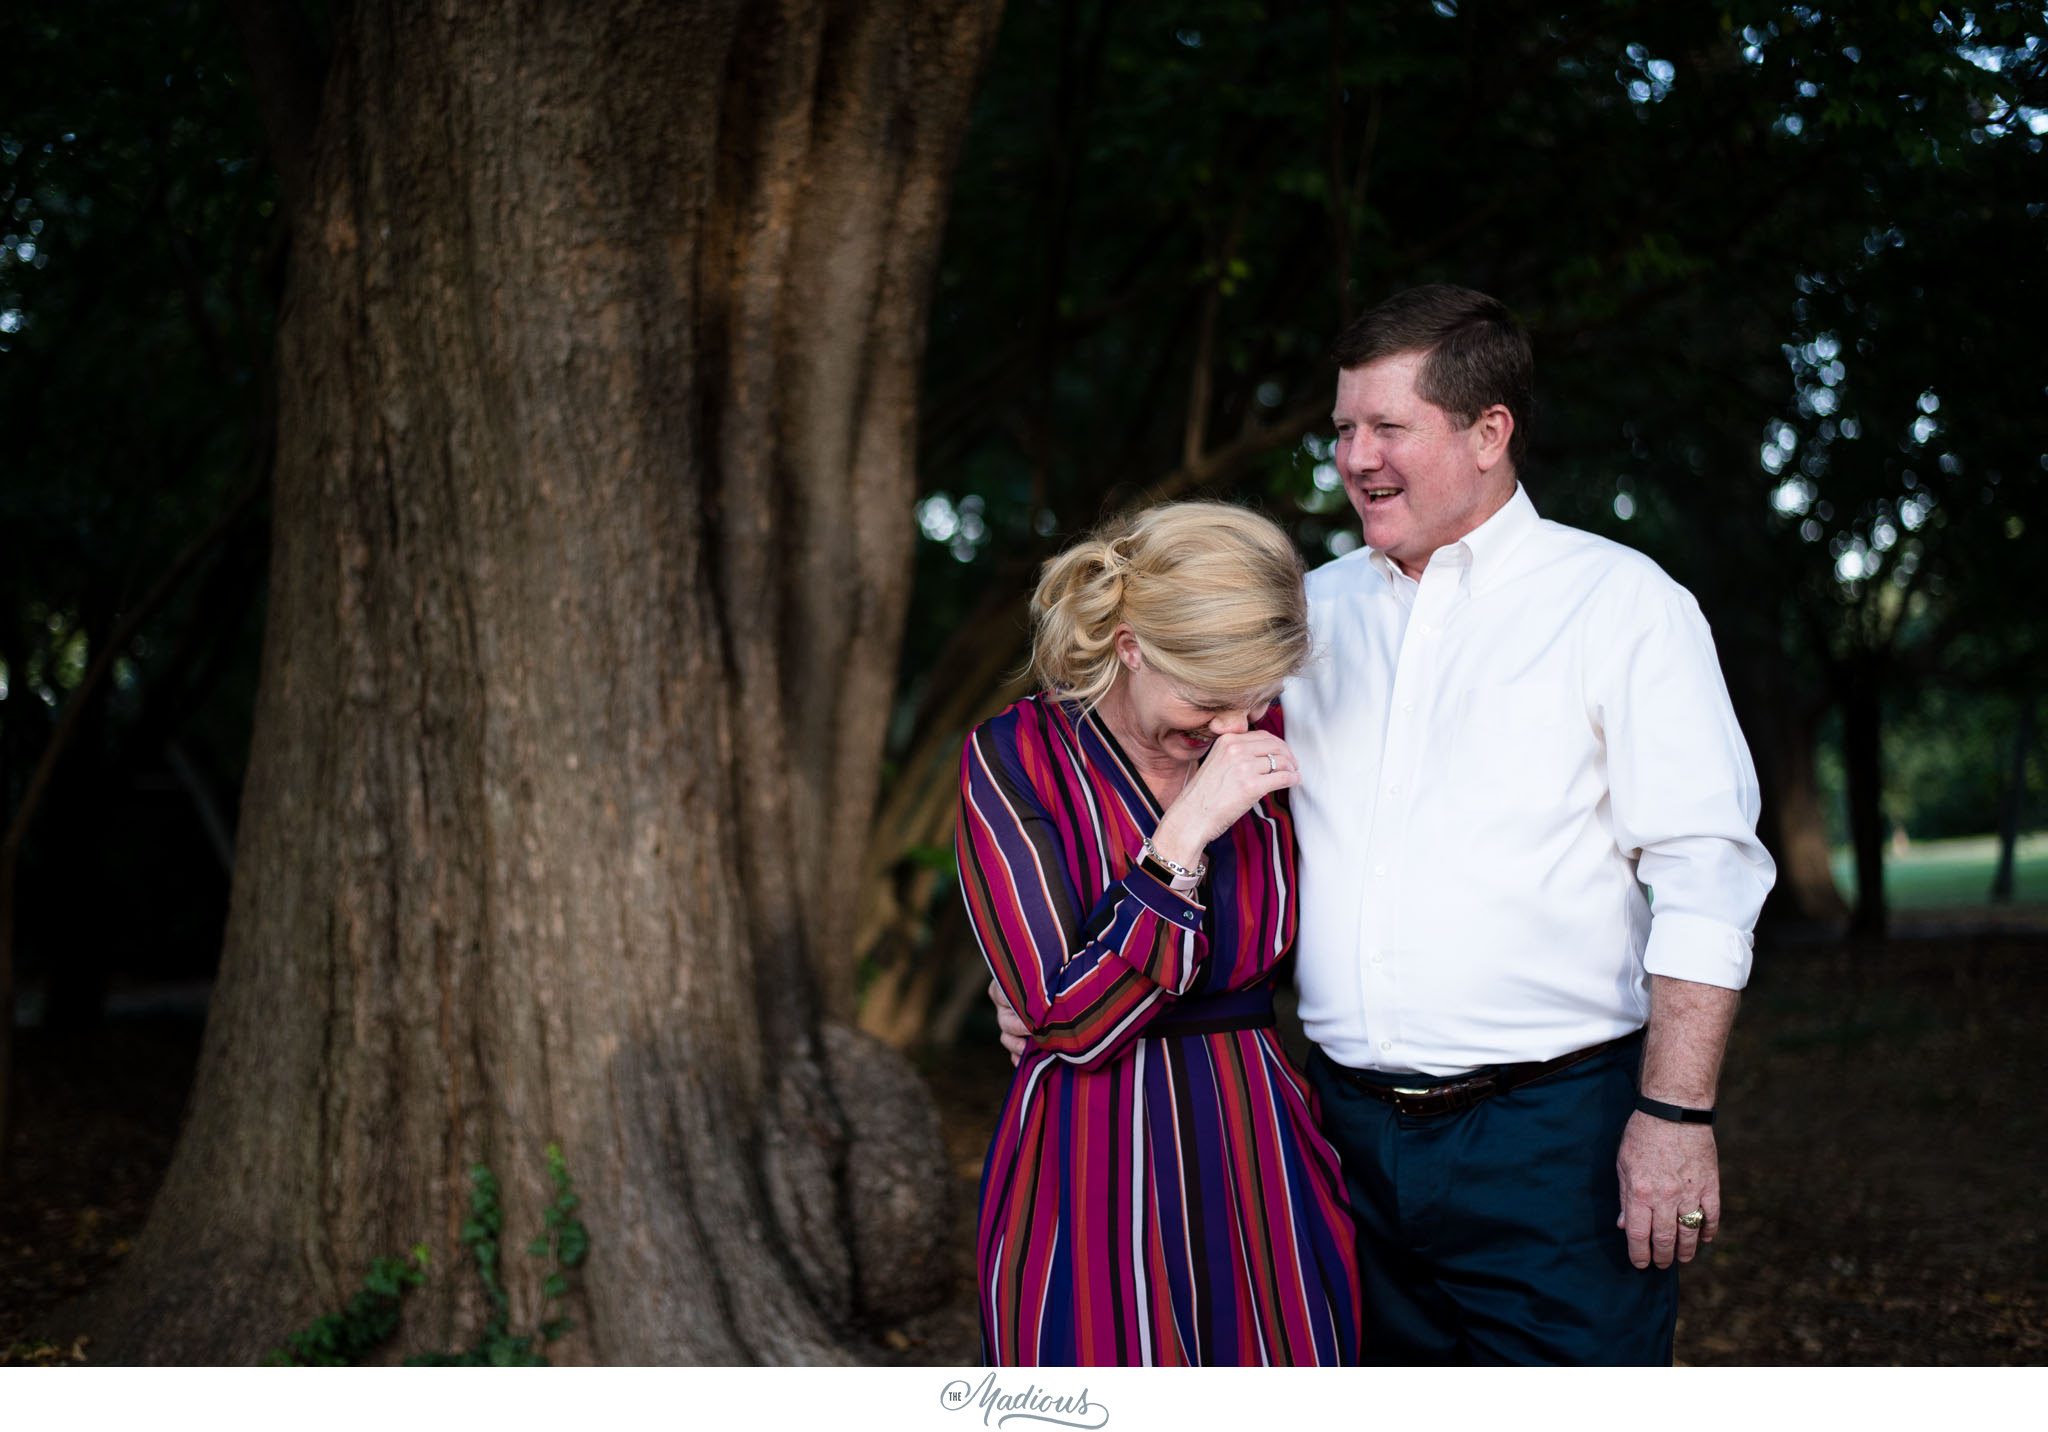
[1642,911,1754,990]
[1122,862,1206,932]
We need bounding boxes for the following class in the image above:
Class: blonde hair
[1029,502,1309,709]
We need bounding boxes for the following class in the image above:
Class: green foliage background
[905,0,2047,857]
[0,0,2043,1015]
[1,0,274,1009]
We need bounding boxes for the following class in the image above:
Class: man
[1281,283,1774,1364]
[996,284,1774,1364]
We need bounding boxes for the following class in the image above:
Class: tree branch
[1182,199,1249,472]
[1326,0,1353,324]
[221,0,329,217]
[1135,395,1328,509]
[0,452,269,1164]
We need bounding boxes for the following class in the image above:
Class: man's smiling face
[1332,349,1516,579]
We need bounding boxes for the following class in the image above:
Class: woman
[957,502,1360,1367]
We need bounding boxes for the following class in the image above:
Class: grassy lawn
[1830,832,2048,908]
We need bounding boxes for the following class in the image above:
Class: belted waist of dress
[1145,985,1277,1038]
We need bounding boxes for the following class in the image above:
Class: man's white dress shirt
[1284,485,1777,1076]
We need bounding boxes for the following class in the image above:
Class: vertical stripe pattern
[959,694,1362,1366]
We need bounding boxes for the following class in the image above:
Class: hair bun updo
[1028,502,1308,710]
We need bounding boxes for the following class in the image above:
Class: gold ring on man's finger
[1677,1208,1706,1230]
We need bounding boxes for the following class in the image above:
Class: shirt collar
[1365,546,1413,596]
[1458,482,1538,593]
[1365,481,1538,598]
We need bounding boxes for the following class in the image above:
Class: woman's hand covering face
[1148,729,1298,870]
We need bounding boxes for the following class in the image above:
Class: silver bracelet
[1140,837,1207,883]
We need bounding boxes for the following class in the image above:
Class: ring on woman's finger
[1265,753,1277,774]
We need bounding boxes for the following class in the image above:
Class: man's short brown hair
[1332,284,1533,469]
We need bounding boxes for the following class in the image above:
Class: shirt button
[1370,953,1383,965]
[1418,623,1435,635]
[1379,1040,1392,1052]
[1372,864,1386,877]
[1388,784,1400,795]
[1402,701,1415,713]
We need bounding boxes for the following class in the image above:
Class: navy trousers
[1306,1035,1677,1365]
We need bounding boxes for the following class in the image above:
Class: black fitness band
[1634,1093,1716,1126]
[1140,854,1184,887]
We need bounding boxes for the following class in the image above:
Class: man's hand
[1615,1112,1720,1268]
[990,980,1032,1066]
[1620,973,1739,1268]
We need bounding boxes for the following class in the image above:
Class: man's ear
[1472,404,1514,473]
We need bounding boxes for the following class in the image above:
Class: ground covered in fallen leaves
[1,1016,201,1360]
[1671,930,2045,1363]
[5,929,2042,1364]
[896,927,2048,1366]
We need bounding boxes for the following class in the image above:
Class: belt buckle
[1389,1085,1435,1116]
[1390,1075,1492,1117]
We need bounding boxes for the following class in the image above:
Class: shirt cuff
[1122,863,1206,932]
[1642,911,1754,990]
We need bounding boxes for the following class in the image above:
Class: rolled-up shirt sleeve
[1597,591,1777,990]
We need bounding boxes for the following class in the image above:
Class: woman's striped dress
[958,693,1361,1366]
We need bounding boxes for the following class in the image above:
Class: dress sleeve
[956,718,1209,1070]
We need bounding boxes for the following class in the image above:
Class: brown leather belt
[1319,1032,1641,1118]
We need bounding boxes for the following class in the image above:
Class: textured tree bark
[71,0,1002,1364]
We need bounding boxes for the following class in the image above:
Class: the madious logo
[938,1371,1109,1429]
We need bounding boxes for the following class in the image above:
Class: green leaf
[265,1145,589,1366]
[902,843,955,872]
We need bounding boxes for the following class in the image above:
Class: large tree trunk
[1990,696,2035,904]
[1841,658,1887,939]
[1730,664,1848,927]
[71,0,1002,1364]
[1770,709,1850,925]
